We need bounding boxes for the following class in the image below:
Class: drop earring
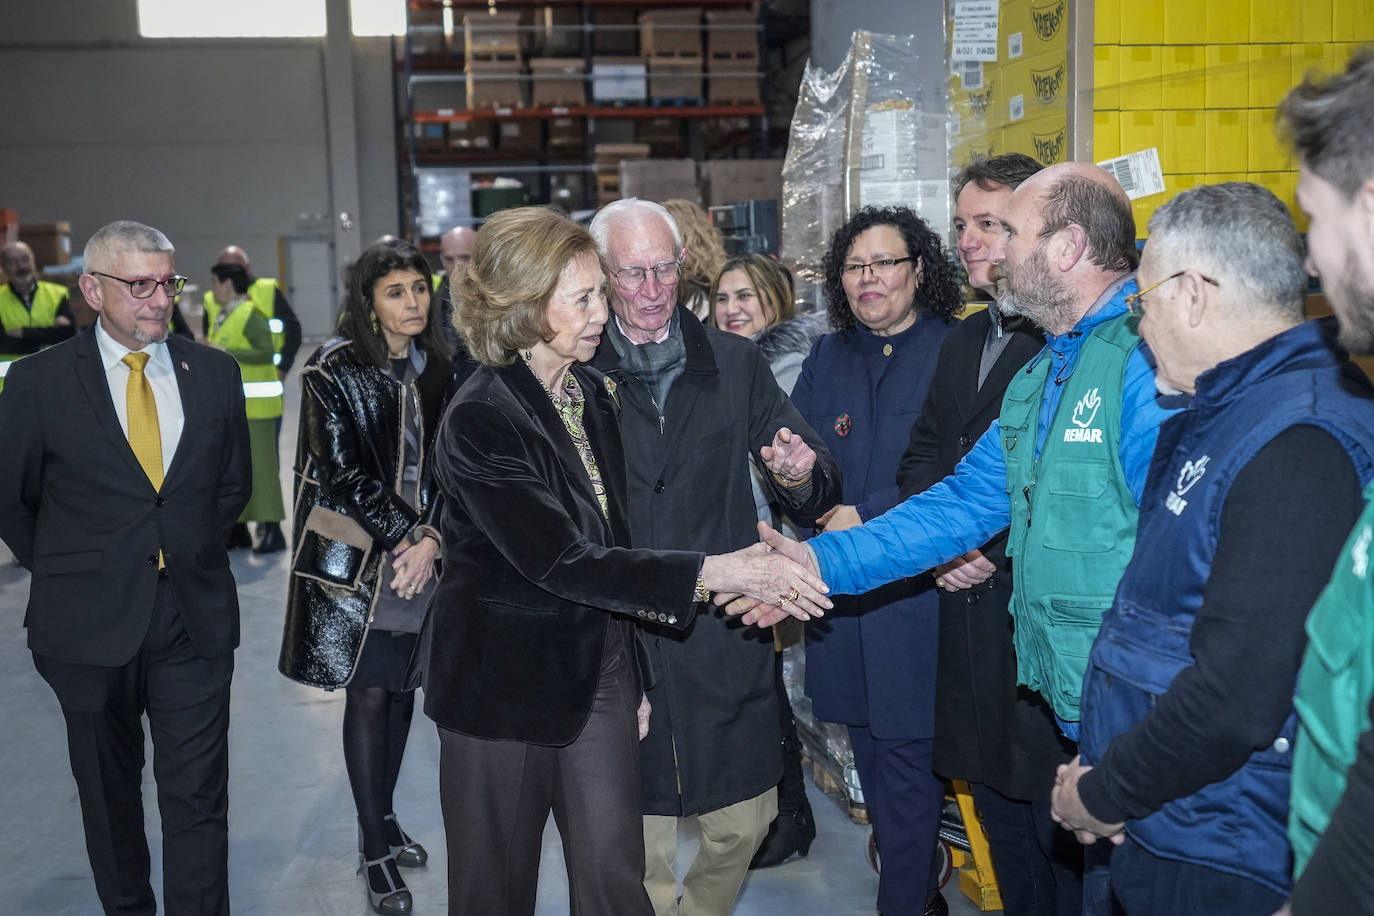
[370,312,379,332]
[521,349,533,362]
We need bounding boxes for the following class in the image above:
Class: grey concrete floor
[0,349,992,915]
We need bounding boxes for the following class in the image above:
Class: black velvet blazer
[421,361,704,747]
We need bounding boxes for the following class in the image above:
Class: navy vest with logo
[1079,320,1374,894]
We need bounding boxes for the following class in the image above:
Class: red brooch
[834,413,852,437]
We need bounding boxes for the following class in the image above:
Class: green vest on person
[0,280,69,390]
[204,277,284,365]
[1290,480,1374,877]
[1001,313,1140,723]
[209,301,283,420]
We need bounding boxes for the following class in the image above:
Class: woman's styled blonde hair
[662,199,726,289]
[456,206,601,367]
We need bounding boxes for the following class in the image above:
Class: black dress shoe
[253,522,286,554]
[227,523,252,550]
[748,796,816,868]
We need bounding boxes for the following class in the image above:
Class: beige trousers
[642,787,779,916]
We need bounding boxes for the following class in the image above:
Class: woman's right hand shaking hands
[699,521,832,628]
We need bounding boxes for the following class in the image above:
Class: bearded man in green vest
[726,161,1182,916]
[0,240,76,388]
[1278,48,1374,916]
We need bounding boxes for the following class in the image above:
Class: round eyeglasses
[612,260,681,291]
[91,271,188,299]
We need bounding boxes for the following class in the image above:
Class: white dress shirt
[94,319,185,477]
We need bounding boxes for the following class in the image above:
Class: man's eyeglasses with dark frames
[1125,270,1219,317]
[91,272,189,300]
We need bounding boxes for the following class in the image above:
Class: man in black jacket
[896,154,1084,916]
[590,198,841,916]
[0,220,251,915]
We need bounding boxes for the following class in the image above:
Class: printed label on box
[1097,148,1167,200]
[1010,94,1025,122]
[960,61,984,90]
[1008,32,1024,59]
[952,0,999,61]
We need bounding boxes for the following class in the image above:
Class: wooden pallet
[466,48,521,61]
[645,49,703,59]
[805,754,869,825]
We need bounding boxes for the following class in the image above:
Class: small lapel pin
[180,361,189,371]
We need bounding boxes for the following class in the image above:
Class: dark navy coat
[793,312,952,738]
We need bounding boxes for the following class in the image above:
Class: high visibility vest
[0,280,69,390]
[209,301,284,420]
[205,277,284,365]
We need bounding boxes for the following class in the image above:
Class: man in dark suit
[895,154,1084,916]
[0,220,251,915]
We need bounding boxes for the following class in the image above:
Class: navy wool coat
[794,311,953,738]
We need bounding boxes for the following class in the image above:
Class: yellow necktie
[122,352,164,490]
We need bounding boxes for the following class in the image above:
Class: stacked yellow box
[1093,0,1373,234]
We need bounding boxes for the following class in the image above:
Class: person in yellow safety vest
[208,261,287,554]
[204,245,302,379]
[0,241,76,391]
[436,225,480,388]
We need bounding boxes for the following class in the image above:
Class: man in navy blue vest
[1049,182,1374,913]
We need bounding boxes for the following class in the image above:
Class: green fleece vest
[209,302,283,420]
[1002,314,1140,722]
[204,277,282,363]
[1290,480,1374,877]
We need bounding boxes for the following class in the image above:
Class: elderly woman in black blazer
[420,206,830,916]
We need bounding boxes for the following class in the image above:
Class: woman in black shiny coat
[278,239,454,915]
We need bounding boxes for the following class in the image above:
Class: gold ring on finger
[786,587,800,603]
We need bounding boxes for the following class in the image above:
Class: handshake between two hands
[707,521,833,628]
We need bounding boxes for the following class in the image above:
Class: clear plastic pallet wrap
[780,31,951,278]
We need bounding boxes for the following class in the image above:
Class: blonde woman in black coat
[421,206,830,916]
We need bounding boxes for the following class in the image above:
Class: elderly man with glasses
[0,220,251,915]
[587,197,841,916]
[1043,181,1374,913]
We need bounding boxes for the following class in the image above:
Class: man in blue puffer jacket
[732,161,1180,916]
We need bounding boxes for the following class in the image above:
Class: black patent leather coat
[278,338,454,688]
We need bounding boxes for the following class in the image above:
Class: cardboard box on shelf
[639,7,703,58]
[707,54,760,105]
[1161,110,1207,174]
[463,11,523,58]
[1120,0,1166,44]
[1248,44,1292,109]
[620,158,701,204]
[701,159,782,206]
[1119,45,1162,111]
[467,59,525,109]
[536,6,581,56]
[1093,111,1121,161]
[704,9,758,59]
[1094,45,1120,111]
[1204,110,1248,173]
[1204,0,1249,42]
[529,57,586,106]
[447,119,495,152]
[547,116,585,152]
[1161,45,1205,109]
[497,119,542,154]
[1004,112,1068,166]
[1001,50,1067,124]
[592,8,637,55]
[19,221,72,268]
[951,68,1004,135]
[649,58,702,101]
[592,58,647,102]
[409,5,447,57]
[1247,108,1292,172]
[413,122,448,154]
[951,129,1003,172]
[999,0,1068,63]
[637,117,682,149]
[1205,45,1249,108]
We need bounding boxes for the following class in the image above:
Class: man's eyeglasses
[612,260,681,291]
[1125,270,1219,317]
[841,257,915,279]
[92,272,188,300]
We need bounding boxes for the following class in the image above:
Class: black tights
[343,686,415,860]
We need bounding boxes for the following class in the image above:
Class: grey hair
[587,198,683,259]
[1279,47,1374,199]
[84,220,175,273]
[1145,182,1307,318]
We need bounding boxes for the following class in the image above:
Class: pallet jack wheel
[865,832,955,889]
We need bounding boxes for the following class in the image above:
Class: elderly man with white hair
[1050,182,1374,913]
[587,198,841,916]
